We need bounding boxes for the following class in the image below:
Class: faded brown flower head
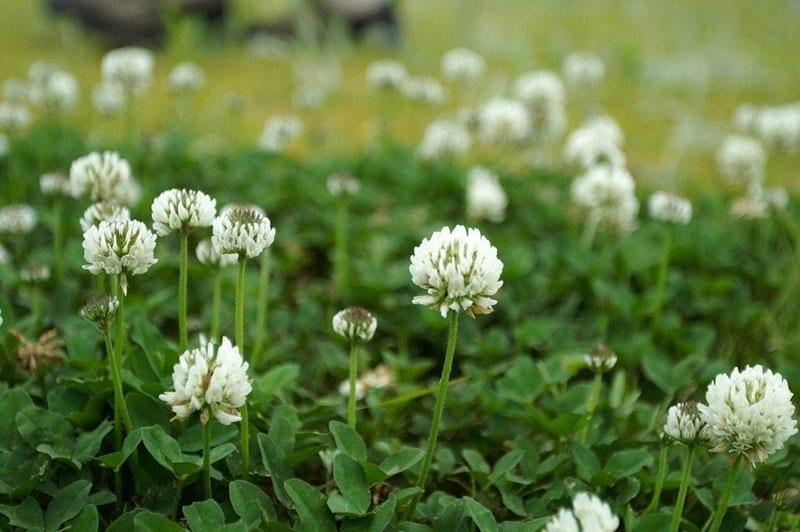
[12,329,64,372]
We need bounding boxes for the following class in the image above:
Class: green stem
[670,447,695,532]
[579,372,603,444]
[766,506,779,532]
[104,330,123,507]
[30,286,42,328]
[112,275,133,433]
[240,403,250,479]
[334,200,348,300]
[408,312,460,518]
[652,230,673,330]
[235,258,249,478]
[252,251,270,367]
[179,233,189,351]
[203,419,212,499]
[644,445,668,515]
[581,211,600,249]
[708,457,742,532]
[210,271,222,340]
[52,198,64,281]
[347,340,358,428]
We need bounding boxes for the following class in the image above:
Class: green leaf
[462,449,491,475]
[258,433,293,508]
[183,500,225,532]
[130,312,171,378]
[133,510,185,532]
[488,450,524,486]
[0,496,44,531]
[379,448,423,476]
[634,513,672,532]
[284,478,336,532]
[496,357,545,402]
[16,406,73,462]
[333,452,371,515]
[98,427,143,471]
[140,425,196,477]
[229,479,278,526]
[252,363,300,406]
[569,442,600,481]
[464,497,498,532]
[269,405,299,456]
[329,420,367,462]
[606,449,653,478]
[367,494,397,532]
[45,479,91,532]
[68,505,99,532]
[72,420,112,465]
[0,389,33,448]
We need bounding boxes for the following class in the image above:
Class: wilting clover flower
[478,98,531,145]
[584,344,617,373]
[29,69,79,113]
[81,295,120,331]
[716,135,765,185]
[12,329,64,373]
[410,225,504,318]
[545,493,619,532]
[92,82,125,116]
[159,336,252,425]
[82,219,158,277]
[257,116,303,153]
[466,167,507,223]
[648,191,692,224]
[20,264,50,283]
[402,76,446,105]
[417,119,472,160]
[101,47,154,94]
[664,401,706,444]
[0,101,32,129]
[69,151,132,202]
[699,365,797,465]
[169,62,205,93]
[441,47,486,84]
[571,165,639,233]
[151,188,216,236]
[563,52,606,89]
[0,204,37,234]
[327,172,361,197]
[366,59,408,90]
[212,208,275,259]
[563,116,626,170]
[332,307,377,342]
[196,238,237,268]
[39,172,74,197]
[80,202,131,232]
[514,71,567,142]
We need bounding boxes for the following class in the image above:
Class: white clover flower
[1,78,29,104]
[563,116,626,170]
[478,98,531,145]
[82,219,158,277]
[417,119,472,160]
[763,186,789,210]
[514,71,567,143]
[410,225,503,318]
[40,172,75,197]
[0,204,37,234]
[212,208,275,259]
[563,52,606,89]
[734,104,759,133]
[29,70,79,113]
[159,336,252,425]
[545,508,579,532]
[572,493,619,531]
[466,166,507,223]
[101,47,154,94]
[327,172,361,197]
[716,135,766,185]
[366,60,408,90]
[257,116,303,153]
[584,344,617,373]
[752,105,800,153]
[402,76,446,105]
[81,295,120,331]
[664,401,706,444]
[699,365,797,465]
[80,201,131,232]
[332,307,378,342]
[168,62,205,93]
[69,151,132,202]
[196,238,237,268]
[361,365,395,389]
[571,165,639,233]
[92,82,125,116]
[648,191,692,224]
[151,188,216,236]
[441,48,486,84]
[293,85,327,109]
[20,264,50,283]
[338,379,367,400]
[0,101,32,129]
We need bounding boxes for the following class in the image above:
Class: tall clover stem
[644,445,668,515]
[347,340,358,428]
[235,258,250,478]
[111,275,133,434]
[408,312,460,518]
[581,211,600,249]
[579,372,603,444]
[334,199,348,300]
[210,271,223,340]
[179,232,189,351]
[104,328,123,506]
[670,447,695,532]
[651,230,672,330]
[202,419,212,499]
[708,456,743,532]
[252,250,270,367]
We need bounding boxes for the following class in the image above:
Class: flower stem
[408,312,460,518]
[104,329,123,506]
[112,275,133,434]
[581,211,600,249]
[651,230,673,331]
[708,456,742,532]
[579,372,603,444]
[235,258,250,479]
[347,340,358,428]
[179,233,189,352]
[252,250,270,367]
[670,447,695,532]
[210,271,222,340]
[203,420,212,499]
[644,445,668,515]
[334,199,349,300]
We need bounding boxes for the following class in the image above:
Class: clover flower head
[81,295,119,331]
[699,365,797,465]
[478,98,531,144]
[563,116,625,170]
[0,204,37,234]
[361,364,395,389]
[584,344,617,373]
[151,188,217,236]
[752,104,800,153]
[417,119,471,160]
[39,172,75,197]
[441,48,486,83]
[0,101,32,129]
[467,166,507,223]
[257,116,303,153]
[20,264,50,283]
[366,59,408,90]
[212,207,275,259]
[80,201,131,233]
[29,69,79,113]
[571,165,639,233]
[159,336,252,425]
[82,219,158,278]
[332,307,377,342]
[169,62,205,93]
[514,70,567,142]
[716,135,765,185]
[339,379,367,400]
[563,52,606,89]
[664,401,706,444]
[327,172,361,197]
[410,225,503,318]
[546,493,618,532]
[92,82,125,116]
[545,508,579,532]
[730,194,768,220]
[648,191,692,224]
[69,151,132,202]
[402,76,446,105]
[196,238,237,268]
[2,78,29,104]
[101,47,154,94]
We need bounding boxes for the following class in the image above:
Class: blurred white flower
[402,76,446,104]
[293,85,327,109]
[752,105,800,153]
[29,69,79,113]
[82,219,158,276]
[39,172,75,197]
[545,508,579,532]
[0,101,32,129]
[101,47,154,94]
[327,172,361,197]
[69,151,132,202]
[515,71,567,142]
[716,135,765,185]
[212,207,275,259]
[159,336,251,425]
[563,116,626,170]
[546,493,618,532]
[28,61,58,86]
[366,59,408,90]
[20,264,50,283]
[80,202,131,232]
[734,104,759,133]
[0,204,37,234]
[410,225,503,318]
[584,344,617,373]
[648,191,692,224]
[92,82,126,116]
[664,401,706,444]
[466,167,507,223]
[151,188,216,236]
[169,62,205,93]
[361,364,395,389]
[339,379,367,400]
[700,365,797,465]
[332,307,377,342]
[257,116,303,153]
[417,119,471,160]
[763,186,789,210]
[571,165,639,233]
[1,78,29,104]
[441,48,486,83]
[478,98,531,144]
[196,238,237,268]
[563,52,606,89]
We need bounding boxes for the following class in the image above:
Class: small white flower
[361,365,395,389]
[563,116,626,170]
[332,307,377,342]
[338,379,367,400]
[151,188,216,236]
[571,165,639,233]
[169,62,205,93]
[159,336,252,425]
[410,225,503,318]
[212,207,275,259]
[257,116,303,153]
[648,191,692,224]
[478,98,531,144]
[92,82,125,116]
[563,52,606,89]
[0,204,37,234]
[402,76,446,104]
[752,105,800,153]
[80,201,131,232]
[82,219,158,276]
[417,119,472,160]
[584,344,617,373]
[0,101,32,129]
[69,151,132,202]
[40,172,75,197]
[20,264,50,283]
[699,365,797,465]
[734,104,759,133]
[327,172,361,197]
[729,194,768,220]
[546,493,618,532]
[101,47,154,94]
[763,186,789,210]
[545,508,579,532]
[664,401,706,444]
[366,60,408,90]
[196,238,237,268]
[716,135,765,185]
[466,167,507,223]
[29,69,79,113]
[514,71,567,143]
[441,48,486,84]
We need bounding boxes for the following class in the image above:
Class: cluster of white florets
[82,219,158,276]
[440,48,486,84]
[332,307,378,342]
[545,493,619,532]
[514,71,567,143]
[417,119,472,160]
[478,98,531,145]
[648,191,693,224]
[563,116,626,170]
[466,167,507,223]
[258,116,303,153]
[212,207,276,259]
[151,188,217,235]
[571,165,639,233]
[366,60,408,91]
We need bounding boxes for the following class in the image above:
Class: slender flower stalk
[670,447,695,532]
[202,418,212,499]
[708,456,743,532]
[179,233,189,350]
[111,275,134,434]
[644,446,668,515]
[332,306,377,429]
[52,197,65,280]
[347,341,358,427]
[236,258,249,477]
[580,344,616,443]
